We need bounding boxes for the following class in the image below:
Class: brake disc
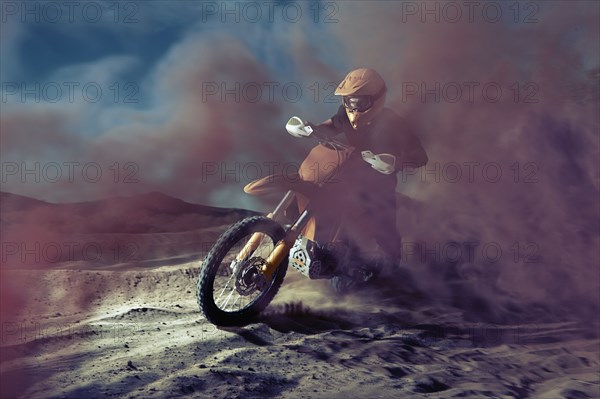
[234,257,268,295]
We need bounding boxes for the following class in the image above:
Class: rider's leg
[364,191,402,273]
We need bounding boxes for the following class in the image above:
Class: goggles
[342,96,373,112]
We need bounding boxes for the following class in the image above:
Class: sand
[1,263,598,399]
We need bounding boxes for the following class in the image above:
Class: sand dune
[0,192,258,269]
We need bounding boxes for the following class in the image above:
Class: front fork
[262,209,311,278]
[235,191,312,280]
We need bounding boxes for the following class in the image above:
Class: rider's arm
[305,106,347,138]
[400,143,428,170]
[376,113,428,172]
[396,131,428,170]
[315,119,342,137]
[302,118,343,139]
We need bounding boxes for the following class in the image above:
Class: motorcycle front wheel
[196,216,288,326]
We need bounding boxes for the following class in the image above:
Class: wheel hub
[234,257,268,295]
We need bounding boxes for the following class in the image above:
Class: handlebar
[286,115,392,174]
[316,134,353,152]
[286,116,353,151]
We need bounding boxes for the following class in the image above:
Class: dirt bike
[196,117,397,326]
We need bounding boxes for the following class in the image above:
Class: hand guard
[286,116,314,138]
[361,151,396,175]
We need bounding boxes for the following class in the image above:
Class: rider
[308,67,428,273]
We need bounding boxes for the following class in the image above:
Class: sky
[1,1,598,208]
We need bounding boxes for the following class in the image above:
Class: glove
[361,151,396,175]
[286,116,314,138]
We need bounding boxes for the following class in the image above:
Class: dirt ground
[1,262,598,399]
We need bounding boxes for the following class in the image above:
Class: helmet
[335,68,387,129]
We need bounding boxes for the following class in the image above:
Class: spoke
[251,238,270,259]
[216,273,235,303]
[231,294,241,309]
[221,287,237,310]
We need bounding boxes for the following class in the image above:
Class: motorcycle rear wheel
[197,216,288,326]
